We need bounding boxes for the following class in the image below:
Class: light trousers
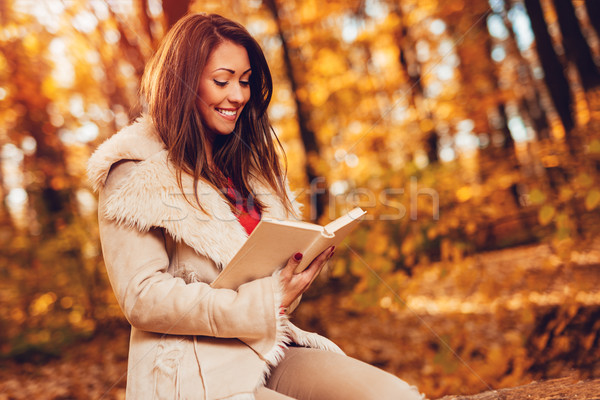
[254,347,424,400]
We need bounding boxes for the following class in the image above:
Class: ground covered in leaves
[437,376,600,399]
[294,239,600,398]
[1,240,599,399]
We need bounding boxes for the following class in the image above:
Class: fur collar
[87,115,300,269]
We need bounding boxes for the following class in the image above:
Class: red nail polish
[328,247,335,259]
[294,252,303,261]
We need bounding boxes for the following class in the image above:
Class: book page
[323,207,366,234]
[260,218,323,232]
[294,208,366,273]
[211,221,322,289]
[211,207,366,289]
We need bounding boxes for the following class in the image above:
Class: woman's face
[197,41,251,138]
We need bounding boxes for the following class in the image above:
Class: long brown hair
[140,13,293,215]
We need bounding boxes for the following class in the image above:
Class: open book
[210,207,367,289]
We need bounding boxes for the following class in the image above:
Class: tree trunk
[162,0,191,29]
[0,0,8,24]
[584,0,600,40]
[499,6,551,141]
[391,3,439,164]
[497,103,515,151]
[498,5,571,201]
[523,0,574,135]
[264,0,327,220]
[520,90,550,140]
[136,0,155,46]
[553,0,600,90]
[99,6,150,121]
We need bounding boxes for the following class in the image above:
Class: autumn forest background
[1,0,600,398]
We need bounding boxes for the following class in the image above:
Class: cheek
[197,85,215,111]
[197,80,216,106]
[196,96,214,124]
[196,96,207,115]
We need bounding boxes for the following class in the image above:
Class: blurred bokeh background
[1,0,600,398]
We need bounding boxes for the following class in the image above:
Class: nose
[228,83,247,105]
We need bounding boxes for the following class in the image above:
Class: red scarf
[225,177,261,235]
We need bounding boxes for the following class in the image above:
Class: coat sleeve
[97,161,284,340]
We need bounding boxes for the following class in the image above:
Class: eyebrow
[212,67,252,75]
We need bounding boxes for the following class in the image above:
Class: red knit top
[225,178,261,235]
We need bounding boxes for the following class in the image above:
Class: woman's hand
[278,246,335,309]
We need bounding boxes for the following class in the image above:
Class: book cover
[210,207,366,289]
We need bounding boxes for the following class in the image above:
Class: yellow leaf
[23,33,39,55]
[588,139,600,154]
[498,174,514,189]
[372,235,389,255]
[314,48,347,77]
[538,205,555,226]
[309,86,328,107]
[585,189,600,211]
[401,237,415,256]
[456,186,472,202]
[388,246,399,260]
[529,189,546,205]
[575,173,593,188]
[541,154,560,168]
[41,77,58,99]
[427,226,437,240]
[558,187,573,202]
[465,221,477,234]
[419,119,435,132]
[29,292,57,316]
[551,123,565,140]
[299,0,317,21]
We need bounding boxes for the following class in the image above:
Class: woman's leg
[255,386,296,400]
[265,347,424,400]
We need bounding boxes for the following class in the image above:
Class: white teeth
[217,108,236,116]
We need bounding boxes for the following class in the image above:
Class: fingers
[304,246,335,273]
[304,246,335,283]
[282,245,336,282]
[279,247,336,309]
[282,251,304,277]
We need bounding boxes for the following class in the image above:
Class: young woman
[88,13,424,400]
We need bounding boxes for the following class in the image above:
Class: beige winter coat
[87,115,343,400]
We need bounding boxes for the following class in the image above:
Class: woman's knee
[268,347,425,400]
[375,378,425,400]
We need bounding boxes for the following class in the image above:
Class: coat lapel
[88,115,300,270]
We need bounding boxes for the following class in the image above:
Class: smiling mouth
[216,108,237,118]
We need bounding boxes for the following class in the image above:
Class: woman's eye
[213,79,228,87]
[240,81,250,87]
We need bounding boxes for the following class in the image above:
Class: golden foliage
[2,0,600,398]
